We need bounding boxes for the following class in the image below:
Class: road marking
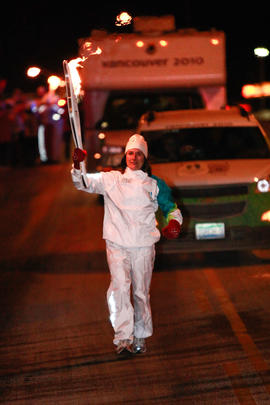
[223,362,257,404]
[204,269,269,373]
[204,268,270,401]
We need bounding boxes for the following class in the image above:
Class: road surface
[1,163,270,404]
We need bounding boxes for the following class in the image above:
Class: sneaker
[133,337,146,354]
[115,339,133,354]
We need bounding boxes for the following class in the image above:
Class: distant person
[71,134,182,355]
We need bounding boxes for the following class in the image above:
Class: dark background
[0,1,269,103]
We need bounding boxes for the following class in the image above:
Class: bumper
[156,225,270,254]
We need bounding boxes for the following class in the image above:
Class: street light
[254,47,269,58]
[254,47,269,109]
[26,66,64,91]
[26,66,41,78]
[254,47,269,82]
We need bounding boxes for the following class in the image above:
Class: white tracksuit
[71,166,182,344]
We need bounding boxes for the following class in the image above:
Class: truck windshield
[142,126,270,162]
[100,91,204,130]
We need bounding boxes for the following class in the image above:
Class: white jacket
[71,167,161,247]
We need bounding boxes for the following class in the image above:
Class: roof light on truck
[136,40,144,48]
[210,38,220,45]
[159,40,168,47]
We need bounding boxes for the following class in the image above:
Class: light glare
[211,38,220,45]
[159,40,168,47]
[136,40,144,48]
[254,47,270,57]
[115,11,132,26]
[261,210,270,222]
[47,75,61,91]
[27,67,41,78]
[257,179,270,193]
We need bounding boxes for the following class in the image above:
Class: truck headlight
[257,179,270,193]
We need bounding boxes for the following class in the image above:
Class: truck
[76,15,227,169]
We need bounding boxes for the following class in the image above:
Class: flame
[83,41,102,55]
[68,44,102,97]
[68,57,85,97]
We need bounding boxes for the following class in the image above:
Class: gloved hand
[162,219,181,240]
[72,148,87,169]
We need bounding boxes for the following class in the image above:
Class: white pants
[106,240,155,345]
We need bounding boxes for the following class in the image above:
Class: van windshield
[100,91,204,130]
[141,126,270,162]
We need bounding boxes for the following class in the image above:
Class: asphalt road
[1,163,270,404]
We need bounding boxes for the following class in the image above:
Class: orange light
[159,40,168,47]
[98,132,106,139]
[47,75,61,91]
[242,84,261,98]
[27,66,41,78]
[136,40,144,48]
[261,210,270,222]
[262,82,270,95]
[115,11,132,26]
[211,38,220,45]
[58,98,66,107]
[94,153,101,159]
[242,82,270,98]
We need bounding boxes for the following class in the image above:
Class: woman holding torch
[71,134,182,354]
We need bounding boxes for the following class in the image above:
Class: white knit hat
[125,134,148,158]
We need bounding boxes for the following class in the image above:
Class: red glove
[72,148,87,169]
[162,219,181,240]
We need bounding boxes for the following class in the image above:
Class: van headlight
[256,178,270,193]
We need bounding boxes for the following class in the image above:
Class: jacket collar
[124,167,148,180]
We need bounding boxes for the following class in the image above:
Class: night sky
[1,1,269,103]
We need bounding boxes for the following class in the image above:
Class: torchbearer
[71,134,183,354]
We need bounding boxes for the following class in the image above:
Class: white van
[135,107,270,253]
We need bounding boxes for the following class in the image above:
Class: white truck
[76,15,226,169]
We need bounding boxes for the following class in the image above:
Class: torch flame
[83,41,102,55]
[68,57,85,97]
[68,45,102,97]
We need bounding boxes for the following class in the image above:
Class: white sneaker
[133,337,146,354]
[115,339,133,354]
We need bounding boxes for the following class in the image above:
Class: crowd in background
[0,79,71,167]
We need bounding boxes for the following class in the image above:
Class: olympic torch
[63,59,88,188]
